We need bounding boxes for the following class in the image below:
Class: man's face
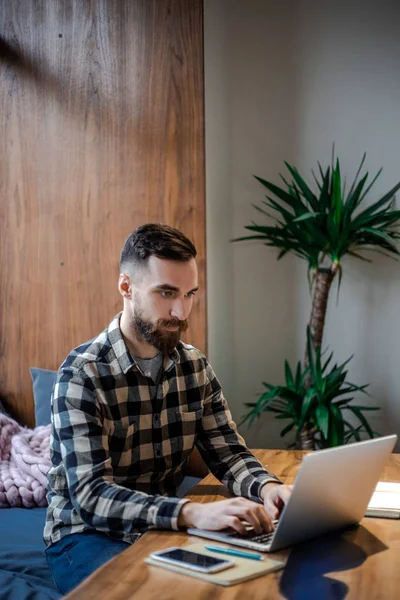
[122,256,198,355]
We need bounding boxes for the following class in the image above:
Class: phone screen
[153,548,230,569]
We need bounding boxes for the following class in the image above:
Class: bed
[0,508,61,600]
[0,382,61,600]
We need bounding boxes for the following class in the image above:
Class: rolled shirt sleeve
[196,361,282,502]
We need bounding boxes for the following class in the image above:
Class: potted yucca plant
[235,152,400,449]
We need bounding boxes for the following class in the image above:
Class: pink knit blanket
[0,413,51,508]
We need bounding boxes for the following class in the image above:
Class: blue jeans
[45,532,130,595]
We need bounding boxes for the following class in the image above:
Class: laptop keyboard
[246,532,275,543]
[231,530,275,543]
[221,528,276,550]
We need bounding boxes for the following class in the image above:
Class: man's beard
[132,306,189,356]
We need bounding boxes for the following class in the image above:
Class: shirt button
[155,449,161,457]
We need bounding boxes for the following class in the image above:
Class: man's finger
[226,502,263,534]
[227,516,248,535]
[264,484,292,518]
[254,505,274,532]
[241,508,263,534]
[264,501,279,520]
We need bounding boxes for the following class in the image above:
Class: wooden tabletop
[65,449,400,600]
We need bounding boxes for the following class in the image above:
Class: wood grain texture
[64,449,400,600]
[0,0,205,426]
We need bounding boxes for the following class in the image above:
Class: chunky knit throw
[0,413,51,508]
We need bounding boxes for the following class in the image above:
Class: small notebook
[144,542,286,586]
[365,481,400,518]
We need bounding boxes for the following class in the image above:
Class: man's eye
[186,291,196,298]
[160,291,173,298]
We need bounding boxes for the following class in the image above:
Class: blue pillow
[29,368,57,427]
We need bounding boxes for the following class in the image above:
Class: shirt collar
[164,348,180,372]
[106,313,135,374]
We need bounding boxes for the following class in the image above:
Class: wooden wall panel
[0,0,205,427]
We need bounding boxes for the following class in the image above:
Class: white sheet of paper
[368,481,400,510]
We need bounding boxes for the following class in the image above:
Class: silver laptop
[187,434,397,552]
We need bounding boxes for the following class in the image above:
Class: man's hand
[260,482,293,519]
[178,497,274,534]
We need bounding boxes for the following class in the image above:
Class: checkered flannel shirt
[44,313,281,546]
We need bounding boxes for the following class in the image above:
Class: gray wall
[205,0,400,450]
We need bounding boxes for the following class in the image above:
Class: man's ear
[118,273,132,298]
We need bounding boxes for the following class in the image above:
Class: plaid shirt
[44,314,280,546]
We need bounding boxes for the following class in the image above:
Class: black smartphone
[150,547,235,573]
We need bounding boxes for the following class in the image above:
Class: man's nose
[170,300,186,320]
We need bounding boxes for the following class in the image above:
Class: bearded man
[44,223,291,595]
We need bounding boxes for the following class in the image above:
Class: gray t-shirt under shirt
[134,352,164,382]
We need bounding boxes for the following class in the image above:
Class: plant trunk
[296,426,316,450]
[304,266,336,365]
[301,265,337,449]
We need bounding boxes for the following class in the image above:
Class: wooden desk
[65,449,400,600]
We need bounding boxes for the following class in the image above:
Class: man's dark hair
[120,223,197,275]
